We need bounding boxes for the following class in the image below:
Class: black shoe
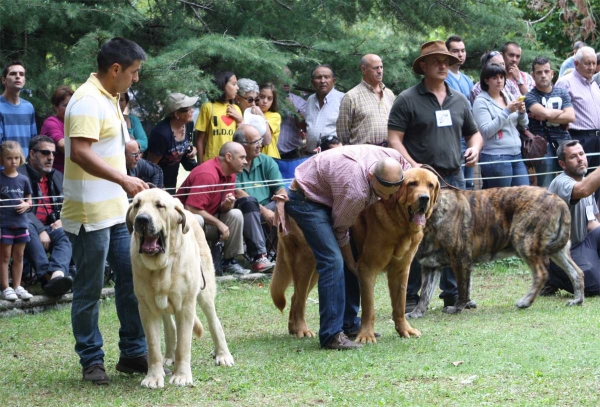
[405,296,420,313]
[344,326,381,339]
[540,284,559,297]
[82,364,110,385]
[43,276,73,297]
[323,332,363,350]
[443,295,459,308]
[116,355,171,375]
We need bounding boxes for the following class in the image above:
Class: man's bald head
[372,157,404,183]
[125,140,141,170]
[360,54,384,86]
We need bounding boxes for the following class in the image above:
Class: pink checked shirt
[555,69,600,130]
[294,145,411,246]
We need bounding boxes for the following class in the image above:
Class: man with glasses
[388,40,482,312]
[286,145,410,350]
[232,124,285,272]
[125,140,163,189]
[0,60,37,158]
[18,135,73,297]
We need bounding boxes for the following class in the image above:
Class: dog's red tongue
[141,236,161,254]
[412,213,426,226]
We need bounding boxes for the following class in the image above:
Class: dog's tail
[270,260,291,312]
[193,316,204,339]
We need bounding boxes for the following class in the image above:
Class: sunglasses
[239,95,260,104]
[374,172,404,188]
[241,137,263,146]
[33,149,56,156]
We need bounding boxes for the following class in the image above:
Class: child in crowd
[0,141,33,301]
[258,82,282,159]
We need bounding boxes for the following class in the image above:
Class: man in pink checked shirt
[287,144,410,350]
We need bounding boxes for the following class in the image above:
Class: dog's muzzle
[134,213,165,255]
[408,194,430,226]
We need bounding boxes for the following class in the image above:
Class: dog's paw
[515,298,532,309]
[566,299,583,307]
[396,326,421,339]
[355,333,377,344]
[141,374,164,389]
[465,300,477,309]
[293,329,316,338]
[405,310,423,319]
[169,372,193,387]
[443,305,463,314]
[213,351,235,367]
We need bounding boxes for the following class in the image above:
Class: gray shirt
[305,88,345,152]
[548,172,598,246]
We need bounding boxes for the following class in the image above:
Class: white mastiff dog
[127,189,234,388]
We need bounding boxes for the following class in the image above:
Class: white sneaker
[2,287,18,301]
[14,286,33,300]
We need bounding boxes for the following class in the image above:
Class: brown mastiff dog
[407,185,585,319]
[270,168,439,344]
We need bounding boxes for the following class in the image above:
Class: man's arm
[336,95,352,145]
[388,129,419,168]
[571,168,600,199]
[528,104,575,123]
[463,132,483,167]
[70,137,147,196]
[184,204,230,241]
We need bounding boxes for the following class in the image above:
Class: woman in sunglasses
[40,85,74,174]
[146,93,198,193]
[235,78,260,113]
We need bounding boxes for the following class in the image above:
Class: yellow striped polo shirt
[62,74,129,234]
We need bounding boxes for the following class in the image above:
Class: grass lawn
[1,260,599,406]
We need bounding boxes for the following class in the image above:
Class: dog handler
[286,145,410,350]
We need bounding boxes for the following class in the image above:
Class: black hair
[97,37,147,73]
[2,60,25,78]
[213,71,236,103]
[531,56,551,73]
[445,35,463,52]
[310,64,336,79]
[557,140,580,162]
[29,135,56,154]
[480,63,506,92]
[501,41,520,54]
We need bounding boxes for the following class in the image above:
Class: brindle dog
[407,186,585,319]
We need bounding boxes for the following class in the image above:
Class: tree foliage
[0,0,549,122]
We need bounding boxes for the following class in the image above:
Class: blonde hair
[1,141,26,166]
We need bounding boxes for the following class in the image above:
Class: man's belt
[433,167,461,177]
[289,179,305,195]
[570,129,600,137]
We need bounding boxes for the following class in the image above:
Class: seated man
[544,140,600,296]
[18,135,73,296]
[125,140,163,188]
[176,142,250,275]
[232,125,284,272]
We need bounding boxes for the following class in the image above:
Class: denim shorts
[1,227,30,245]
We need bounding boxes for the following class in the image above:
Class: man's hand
[121,175,148,197]
[464,147,480,168]
[15,199,31,214]
[507,65,521,81]
[262,208,275,226]
[39,231,51,250]
[221,193,235,212]
[50,219,62,231]
[216,221,230,241]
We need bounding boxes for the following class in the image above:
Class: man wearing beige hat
[146,92,199,192]
[388,40,483,312]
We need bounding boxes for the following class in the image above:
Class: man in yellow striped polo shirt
[63,37,149,385]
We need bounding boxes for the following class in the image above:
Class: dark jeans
[533,135,571,188]
[407,172,463,301]
[285,189,360,347]
[235,196,267,258]
[24,225,72,279]
[280,149,301,160]
[68,223,146,368]
[461,138,474,190]
[548,227,600,296]
[479,153,530,188]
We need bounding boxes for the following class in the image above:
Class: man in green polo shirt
[233,124,286,272]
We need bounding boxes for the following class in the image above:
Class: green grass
[1,260,600,406]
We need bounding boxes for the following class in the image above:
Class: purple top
[40,116,65,173]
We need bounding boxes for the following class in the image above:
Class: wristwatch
[516,78,524,85]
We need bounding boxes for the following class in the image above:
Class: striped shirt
[294,145,411,246]
[305,88,345,151]
[0,96,37,158]
[336,80,395,146]
[555,69,600,130]
[62,74,130,234]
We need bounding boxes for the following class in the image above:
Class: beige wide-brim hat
[165,93,199,115]
[412,40,460,75]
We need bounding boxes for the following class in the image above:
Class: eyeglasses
[239,95,260,104]
[374,172,404,188]
[33,149,56,156]
[126,150,142,158]
[241,138,263,146]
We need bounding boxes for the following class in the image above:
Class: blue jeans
[285,190,360,347]
[407,172,463,301]
[68,223,146,368]
[24,225,72,278]
[461,138,474,190]
[479,153,529,189]
[534,136,570,188]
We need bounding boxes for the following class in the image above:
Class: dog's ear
[426,175,440,218]
[175,204,189,234]
[126,203,135,234]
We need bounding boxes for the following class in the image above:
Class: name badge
[586,204,596,222]
[436,110,453,127]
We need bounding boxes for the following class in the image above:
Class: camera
[46,210,61,224]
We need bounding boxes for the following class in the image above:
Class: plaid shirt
[294,145,411,246]
[336,80,395,146]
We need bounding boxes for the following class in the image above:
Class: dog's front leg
[139,302,165,389]
[388,258,421,338]
[356,266,379,344]
[169,303,195,386]
[162,314,176,366]
[407,266,440,319]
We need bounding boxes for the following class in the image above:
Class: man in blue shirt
[0,61,37,158]
[445,35,474,189]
